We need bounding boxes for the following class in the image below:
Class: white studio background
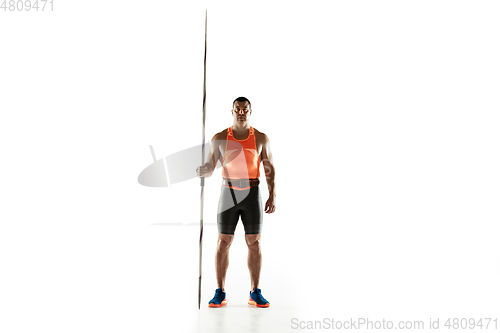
[1,1,499,333]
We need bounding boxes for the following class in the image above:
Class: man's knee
[217,234,234,251]
[245,234,261,252]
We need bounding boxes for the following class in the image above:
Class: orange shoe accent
[248,296,270,308]
[208,298,227,307]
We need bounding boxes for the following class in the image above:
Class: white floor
[161,226,306,333]
[195,303,302,333]
[2,217,499,333]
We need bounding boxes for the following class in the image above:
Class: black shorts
[217,185,263,234]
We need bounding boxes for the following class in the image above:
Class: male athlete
[196,96,276,308]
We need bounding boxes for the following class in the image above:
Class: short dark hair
[233,96,251,109]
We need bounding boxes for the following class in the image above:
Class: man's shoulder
[213,128,228,140]
[253,127,269,142]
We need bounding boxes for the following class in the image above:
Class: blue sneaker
[208,288,227,307]
[248,288,270,307]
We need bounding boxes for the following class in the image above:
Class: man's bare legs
[245,233,261,292]
[216,233,262,293]
[216,233,234,291]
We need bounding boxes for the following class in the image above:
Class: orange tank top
[221,126,261,190]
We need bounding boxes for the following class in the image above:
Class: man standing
[196,97,276,308]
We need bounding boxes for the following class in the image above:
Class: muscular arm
[205,133,221,172]
[196,133,222,178]
[261,134,276,199]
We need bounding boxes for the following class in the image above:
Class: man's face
[232,101,252,123]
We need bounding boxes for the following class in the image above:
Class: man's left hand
[264,197,276,214]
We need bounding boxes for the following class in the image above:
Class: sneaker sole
[208,299,227,307]
[248,297,270,308]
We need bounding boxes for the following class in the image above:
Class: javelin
[198,9,207,310]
